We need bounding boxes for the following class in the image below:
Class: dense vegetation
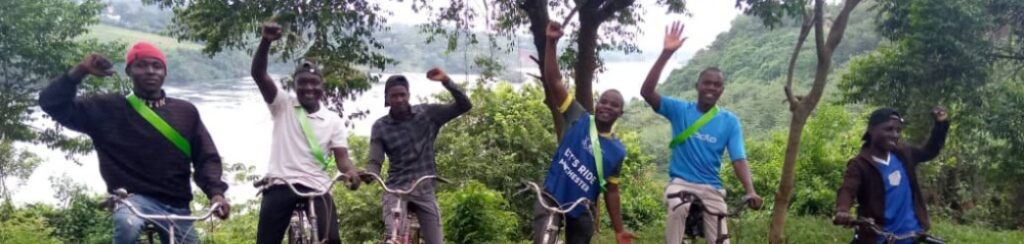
[2,0,1022,243]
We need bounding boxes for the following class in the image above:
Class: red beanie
[125,42,167,66]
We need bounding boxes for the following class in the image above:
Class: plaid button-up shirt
[366,81,472,191]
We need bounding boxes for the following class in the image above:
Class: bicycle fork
[308,199,320,244]
[390,197,406,244]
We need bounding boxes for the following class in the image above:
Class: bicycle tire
[408,213,421,244]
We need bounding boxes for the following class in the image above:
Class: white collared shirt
[266,86,348,192]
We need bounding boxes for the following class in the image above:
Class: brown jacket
[835,121,949,243]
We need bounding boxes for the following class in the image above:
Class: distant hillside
[84,24,202,50]
[617,3,883,164]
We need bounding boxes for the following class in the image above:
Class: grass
[81,24,202,50]
[593,214,1024,244]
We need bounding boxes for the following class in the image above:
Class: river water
[12,61,681,204]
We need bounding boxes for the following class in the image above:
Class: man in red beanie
[38,42,230,244]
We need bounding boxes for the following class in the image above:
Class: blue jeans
[112,194,197,244]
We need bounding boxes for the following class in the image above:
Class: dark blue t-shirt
[877,153,921,244]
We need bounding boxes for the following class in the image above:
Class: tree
[0,0,126,198]
[147,0,395,120]
[735,0,864,242]
[417,0,685,137]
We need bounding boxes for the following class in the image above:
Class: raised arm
[908,106,950,163]
[425,68,473,125]
[251,22,282,103]
[543,21,569,107]
[38,54,115,133]
[641,21,686,111]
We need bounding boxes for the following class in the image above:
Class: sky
[381,0,741,54]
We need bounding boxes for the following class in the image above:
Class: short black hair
[698,67,726,82]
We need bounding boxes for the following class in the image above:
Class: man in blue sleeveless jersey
[533,21,634,244]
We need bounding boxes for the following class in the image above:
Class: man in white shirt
[250,21,361,244]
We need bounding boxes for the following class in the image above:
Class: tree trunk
[574,19,600,112]
[768,109,810,244]
[520,0,566,138]
[768,1,861,243]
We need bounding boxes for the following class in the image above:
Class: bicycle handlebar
[360,172,450,195]
[517,181,590,214]
[108,188,222,222]
[666,190,750,218]
[850,217,945,244]
[254,174,346,198]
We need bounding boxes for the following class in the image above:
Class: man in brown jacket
[833,106,949,244]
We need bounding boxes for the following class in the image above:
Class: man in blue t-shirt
[833,107,949,244]
[639,21,764,244]
[532,21,634,244]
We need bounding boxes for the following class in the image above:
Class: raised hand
[426,68,450,84]
[546,21,564,40]
[664,21,687,52]
[932,105,948,122]
[261,22,283,42]
[78,53,115,77]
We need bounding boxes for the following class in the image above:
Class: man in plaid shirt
[363,68,472,244]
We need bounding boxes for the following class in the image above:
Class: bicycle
[515,181,592,244]
[846,217,945,244]
[666,190,753,244]
[360,172,450,244]
[253,174,349,244]
[104,188,223,244]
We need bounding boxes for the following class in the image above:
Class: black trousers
[256,184,341,244]
[532,194,595,244]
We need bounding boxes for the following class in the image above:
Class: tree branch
[529,55,542,67]
[597,0,634,21]
[805,0,862,108]
[813,0,826,64]
[785,11,814,110]
[824,0,862,55]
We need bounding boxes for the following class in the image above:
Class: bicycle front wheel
[287,211,313,244]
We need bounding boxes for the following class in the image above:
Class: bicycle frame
[361,172,450,244]
[516,181,590,244]
[254,175,344,244]
[107,188,222,244]
[850,218,945,244]
[666,190,750,244]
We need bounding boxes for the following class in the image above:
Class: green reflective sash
[295,106,328,171]
[589,115,606,192]
[126,94,191,158]
[668,106,719,149]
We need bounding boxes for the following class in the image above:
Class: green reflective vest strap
[668,106,719,149]
[295,107,328,171]
[589,115,606,192]
[125,94,191,158]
